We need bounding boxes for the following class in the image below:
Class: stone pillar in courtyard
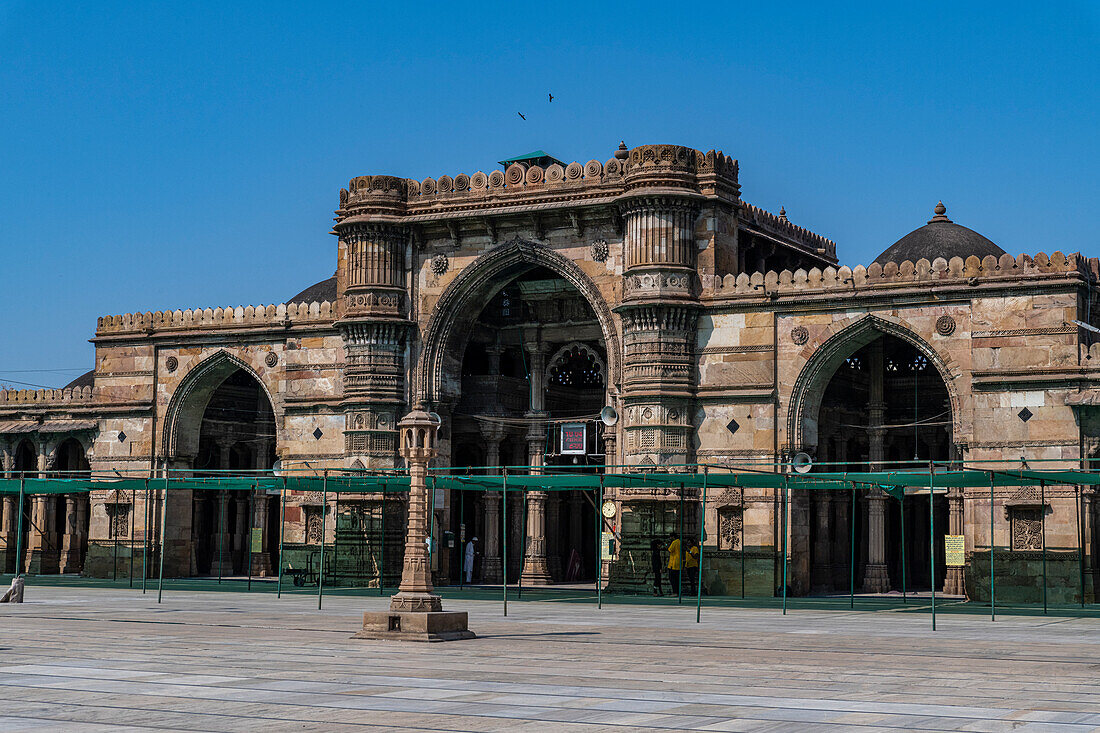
[811,492,832,592]
[356,405,473,641]
[59,494,83,573]
[210,490,234,577]
[251,491,272,576]
[521,339,553,585]
[479,422,505,584]
[944,486,965,595]
[863,340,891,593]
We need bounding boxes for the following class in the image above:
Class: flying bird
[548,93,553,102]
[517,112,526,120]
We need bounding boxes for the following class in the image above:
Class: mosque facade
[1,143,1097,602]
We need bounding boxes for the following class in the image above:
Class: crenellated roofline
[703,251,1099,299]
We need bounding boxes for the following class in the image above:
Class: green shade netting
[3,468,1099,495]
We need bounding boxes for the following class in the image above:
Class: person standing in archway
[649,539,664,596]
[464,537,479,584]
[667,533,682,596]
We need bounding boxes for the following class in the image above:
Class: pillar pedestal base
[354,610,474,642]
[944,567,965,597]
[862,563,890,593]
[481,557,502,584]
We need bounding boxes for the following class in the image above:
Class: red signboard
[561,423,587,455]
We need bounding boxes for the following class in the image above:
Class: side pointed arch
[786,314,962,454]
[415,237,621,406]
[161,350,281,462]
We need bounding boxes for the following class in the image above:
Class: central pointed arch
[161,350,281,463]
[415,237,621,406]
[786,314,962,455]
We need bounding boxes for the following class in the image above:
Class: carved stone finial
[778,206,787,222]
[615,141,629,160]
[929,201,952,223]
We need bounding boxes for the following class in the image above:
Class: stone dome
[874,202,1005,266]
[63,370,95,390]
[288,273,337,304]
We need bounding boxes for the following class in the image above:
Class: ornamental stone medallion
[430,254,449,276]
[591,239,609,262]
[936,315,957,336]
[264,351,278,367]
[791,326,809,345]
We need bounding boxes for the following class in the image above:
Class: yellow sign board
[944,534,965,567]
[250,527,263,550]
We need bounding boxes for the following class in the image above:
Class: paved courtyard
[2,586,1099,732]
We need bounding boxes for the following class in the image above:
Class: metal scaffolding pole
[502,468,508,616]
[14,475,25,578]
[597,474,604,610]
[379,481,386,597]
[989,471,996,622]
[246,484,254,592]
[129,485,136,588]
[900,489,907,603]
[696,469,707,623]
[318,470,328,610]
[1040,479,1047,615]
[849,483,856,610]
[1077,484,1086,608]
[276,477,286,599]
[142,479,150,594]
[929,462,936,631]
[782,475,789,616]
[157,474,168,604]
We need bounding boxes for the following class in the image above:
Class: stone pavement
[2,587,1100,732]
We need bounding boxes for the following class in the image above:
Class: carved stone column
[24,442,57,574]
[863,340,890,592]
[481,491,502,583]
[568,493,584,568]
[521,340,553,585]
[189,492,204,576]
[811,492,832,592]
[59,495,82,573]
[863,490,890,593]
[357,405,473,641]
[251,492,272,576]
[23,495,49,574]
[209,490,234,577]
[2,495,15,574]
[944,487,965,595]
[546,493,562,580]
[831,492,850,590]
[234,495,249,573]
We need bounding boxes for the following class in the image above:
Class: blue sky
[1,1,1097,386]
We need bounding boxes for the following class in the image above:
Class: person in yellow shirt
[684,539,700,595]
[667,534,682,596]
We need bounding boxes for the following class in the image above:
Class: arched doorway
[54,438,90,573]
[804,333,953,594]
[167,360,279,577]
[11,439,36,573]
[426,244,616,586]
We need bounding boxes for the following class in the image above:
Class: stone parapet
[337,145,739,213]
[95,301,336,336]
[0,385,94,404]
[703,251,1100,299]
[739,202,837,259]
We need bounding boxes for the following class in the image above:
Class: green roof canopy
[498,150,565,169]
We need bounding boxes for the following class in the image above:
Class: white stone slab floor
[1,586,1099,731]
